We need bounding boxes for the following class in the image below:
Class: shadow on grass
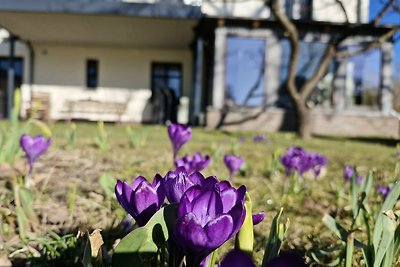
[10,220,132,267]
[314,134,398,147]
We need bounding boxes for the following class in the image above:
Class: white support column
[189,36,204,125]
[265,33,281,107]
[380,42,393,115]
[332,58,348,111]
[212,27,227,109]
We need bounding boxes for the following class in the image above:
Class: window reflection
[225,36,266,107]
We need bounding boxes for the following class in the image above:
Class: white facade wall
[201,0,270,19]
[24,44,192,122]
[313,0,369,23]
[202,0,369,23]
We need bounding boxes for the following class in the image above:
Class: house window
[151,63,182,99]
[0,57,23,118]
[225,36,266,107]
[345,46,381,107]
[278,39,332,108]
[285,0,312,20]
[86,59,98,88]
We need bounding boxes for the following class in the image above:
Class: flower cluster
[114,123,264,265]
[343,166,363,185]
[252,134,267,143]
[279,146,327,177]
[115,168,257,265]
[175,152,211,174]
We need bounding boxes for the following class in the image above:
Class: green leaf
[373,211,397,267]
[261,208,288,266]
[322,214,366,248]
[15,207,27,239]
[345,232,355,267]
[19,186,37,223]
[99,174,116,199]
[112,204,178,267]
[373,180,400,251]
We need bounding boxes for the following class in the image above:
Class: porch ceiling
[0,12,198,48]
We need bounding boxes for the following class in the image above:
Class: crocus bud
[235,192,254,254]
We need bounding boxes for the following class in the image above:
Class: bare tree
[268,0,399,140]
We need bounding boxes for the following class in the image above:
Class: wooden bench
[27,92,51,120]
[63,99,127,122]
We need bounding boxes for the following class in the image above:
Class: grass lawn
[1,121,398,266]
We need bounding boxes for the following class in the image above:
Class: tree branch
[335,0,349,24]
[270,0,300,101]
[335,27,399,58]
[301,44,336,101]
[372,0,396,26]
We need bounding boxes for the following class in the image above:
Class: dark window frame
[86,59,99,89]
[150,62,183,100]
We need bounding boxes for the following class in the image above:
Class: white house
[0,0,397,137]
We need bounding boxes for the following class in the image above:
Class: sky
[369,0,400,80]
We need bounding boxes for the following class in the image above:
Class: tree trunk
[296,104,312,141]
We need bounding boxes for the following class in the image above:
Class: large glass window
[151,63,182,99]
[346,47,381,107]
[225,36,266,107]
[0,58,23,118]
[278,40,331,108]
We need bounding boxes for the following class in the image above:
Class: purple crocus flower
[344,166,354,182]
[173,179,246,266]
[220,250,256,267]
[279,146,310,175]
[20,134,51,174]
[238,136,245,143]
[357,175,364,185]
[252,134,266,143]
[224,154,244,180]
[168,123,192,160]
[252,212,265,225]
[115,174,164,227]
[163,168,205,203]
[175,152,211,174]
[377,185,391,199]
[308,153,327,177]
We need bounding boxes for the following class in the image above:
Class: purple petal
[220,250,256,267]
[174,212,207,251]
[220,187,238,213]
[178,185,202,217]
[132,181,159,215]
[202,176,218,191]
[132,176,147,190]
[252,212,265,225]
[189,172,205,184]
[217,180,232,191]
[191,190,223,226]
[116,180,136,218]
[228,202,246,238]
[204,214,233,248]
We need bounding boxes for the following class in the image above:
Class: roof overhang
[0,0,202,48]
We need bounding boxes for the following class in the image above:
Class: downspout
[7,35,15,120]
[27,41,34,86]
[26,41,35,118]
